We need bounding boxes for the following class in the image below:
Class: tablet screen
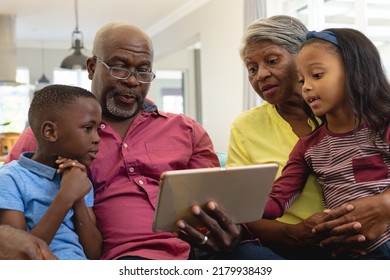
[153,163,278,232]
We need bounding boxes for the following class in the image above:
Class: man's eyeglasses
[94,56,155,83]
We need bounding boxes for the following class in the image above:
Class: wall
[16,47,92,84]
[152,0,245,152]
[150,48,197,120]
[378,43,390,79]
[15,0,246,153]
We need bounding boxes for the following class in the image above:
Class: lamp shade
[60,38,88,70]
[60,0,88,71]
[37,73,50,84]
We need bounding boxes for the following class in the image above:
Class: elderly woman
[178,15,390,259]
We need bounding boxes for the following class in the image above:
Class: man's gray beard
[106,95,138,118]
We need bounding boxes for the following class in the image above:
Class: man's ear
[86,57,96,80]
[41,121,58,142]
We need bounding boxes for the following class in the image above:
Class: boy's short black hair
[28,84,97,137]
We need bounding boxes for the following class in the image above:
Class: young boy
[0,84,102,259]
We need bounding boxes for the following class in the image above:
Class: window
[52,68,91,90]
[276,0,390,76]
[0,67,31,133]
[155,70,185,114]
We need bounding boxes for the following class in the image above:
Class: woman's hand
[175,201,242,253]
[285,211,329,246]
[313,192,390,255]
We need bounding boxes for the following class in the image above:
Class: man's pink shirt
[6,107,219,260]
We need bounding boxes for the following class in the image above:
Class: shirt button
[100,124,106,129]
[129,167,134,172]
[123,143,128,148]
[138,180,144,185]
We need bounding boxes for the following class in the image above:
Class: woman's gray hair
[239,15,308,59]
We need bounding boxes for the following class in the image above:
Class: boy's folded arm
[73,200,102,260]
[28,193,74,244]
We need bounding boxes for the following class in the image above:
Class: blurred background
[1,0,390,157]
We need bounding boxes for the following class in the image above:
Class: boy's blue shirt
[0,152,94,260]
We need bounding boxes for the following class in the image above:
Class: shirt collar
[143,98,158,112]
[142,98,168,118]
[18,152,58,180]
[99,98,169,130]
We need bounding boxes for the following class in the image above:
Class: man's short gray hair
[240,15,308,59]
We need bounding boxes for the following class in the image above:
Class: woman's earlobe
[41,121,57,142]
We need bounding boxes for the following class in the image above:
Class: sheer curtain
[242,0,266,110]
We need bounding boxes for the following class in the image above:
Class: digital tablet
[152,163,278,232]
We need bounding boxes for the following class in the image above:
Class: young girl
[263,28,390,259]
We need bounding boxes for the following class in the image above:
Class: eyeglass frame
[93,56,156,83]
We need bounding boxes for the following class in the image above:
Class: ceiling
[0,0,210,49]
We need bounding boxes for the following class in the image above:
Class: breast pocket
[353,155,388,183]
[144,141,190,173]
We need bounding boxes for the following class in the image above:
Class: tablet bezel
[152,163,278,232]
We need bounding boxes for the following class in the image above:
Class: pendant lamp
[60,0,88,70]
[37,42,50,84]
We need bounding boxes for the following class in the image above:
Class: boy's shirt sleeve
[84,181,94,208]
[0,165,25,213]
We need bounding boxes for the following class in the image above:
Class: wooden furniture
[0,132,21,158]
